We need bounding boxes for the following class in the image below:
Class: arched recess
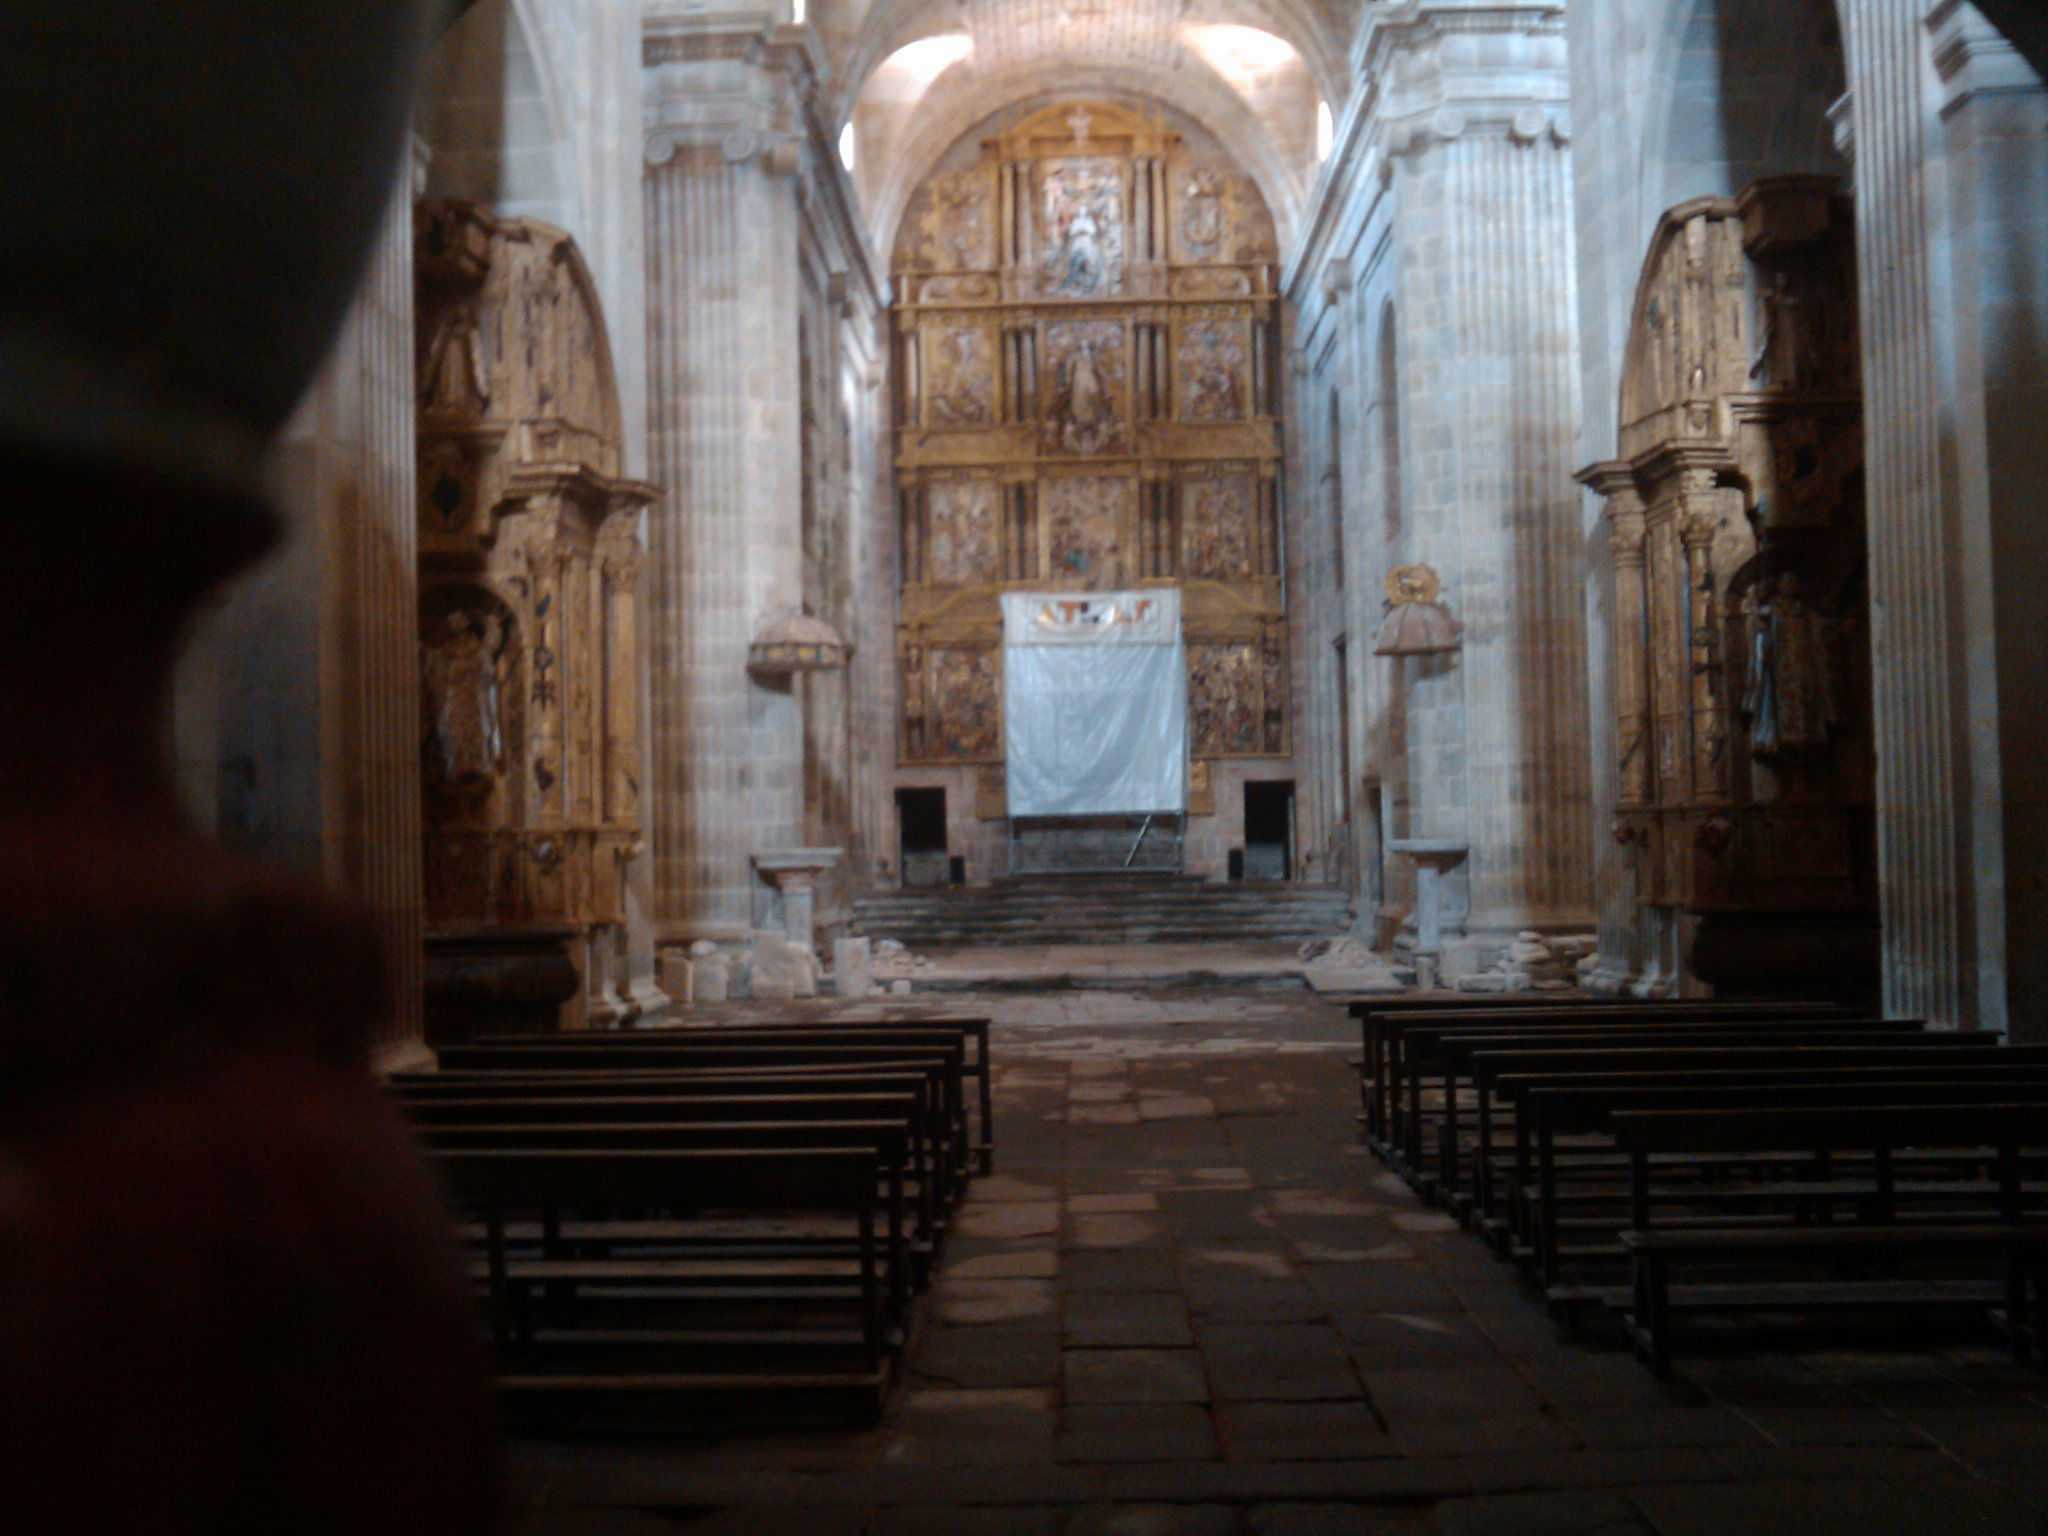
[887,97,1292,879]
[871,60,1309,261]
[415,0,577,231]
[1649,0,1847,211]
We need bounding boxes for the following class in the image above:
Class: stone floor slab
[1066,1291,1196,1348]
[1059,1404,1222,1464]
[1064,1348,1212,1404]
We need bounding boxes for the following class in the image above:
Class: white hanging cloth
[1000,590,1187,818]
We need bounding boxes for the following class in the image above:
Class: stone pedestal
[1388,839,1470,955]
[834,935,875,999]
[423,926,583,1047]
[1388,839,1470,973]
[755,846,843,953]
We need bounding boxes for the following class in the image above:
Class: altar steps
[849,875,1351,949]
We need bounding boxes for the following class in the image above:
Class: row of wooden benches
[389,1015,993,1422]
[1349,994,2048,1376]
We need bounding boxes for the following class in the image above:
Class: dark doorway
[897,788,949,887]
[1243,780,1295,882]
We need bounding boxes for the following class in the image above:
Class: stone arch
[832,0,1349,130]
[1647,0,1847,212]
[873,63,1308,261]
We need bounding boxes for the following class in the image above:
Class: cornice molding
[641,15,884,313]
[1286,0,1567,297]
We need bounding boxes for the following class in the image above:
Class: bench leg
[1646,1253,1673,1381]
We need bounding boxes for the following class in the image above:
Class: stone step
[849,880,1351,948]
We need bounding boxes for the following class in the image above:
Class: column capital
[1362,0,1571,163]
[642,13,823,164]
[1576,458,1643,507]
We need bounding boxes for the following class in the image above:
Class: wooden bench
[437,1039,972,1181]
[1459,1039,2008,1282]
[1403,1018,1918,1195]
[1521,1073,2048,1296]
[1352,997,1842,1148]
[432,1145,888,1419]
[1608,1101,2048,1376]
[418,1118,917,1328]
[472,1016,998,1174]
[394,1072,959,1219]
[1471,1049,2048,1233]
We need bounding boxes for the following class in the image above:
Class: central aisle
[508,989,2048,1536]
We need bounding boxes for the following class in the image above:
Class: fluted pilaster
[342,180,426,1056]
[208,179,425,1060]
[642,20,809,944]
[1839,0,1968,1025]
[1390,98,1593,941]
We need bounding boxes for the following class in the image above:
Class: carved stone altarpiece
[891,101,1286,794]
[414,200,657,1024]
[1581,178,1875,996]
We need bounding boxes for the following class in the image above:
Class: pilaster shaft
[1839,0,1969,1024]
[642,16,811,942]
[1380,7,1592,939]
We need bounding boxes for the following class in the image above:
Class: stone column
[642,14,812,950]
[1834,0,2048,1030]
[206,175,427,1064]
[1927,1,2048,1039]
[1376,5,1593,956]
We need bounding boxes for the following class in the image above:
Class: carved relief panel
[414,201,657,938]
[1584,177,1873,978]
[891,100,1285,781]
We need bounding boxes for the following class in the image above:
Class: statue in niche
[1742,574,1836,755]
[1056,204,1107,294]
[424,608,507,786]
[1752,270,1821,390]
[1047,337,1117,455]
[420,296,489,414]
[1180,170,1223,260]
[1040,160,1124,298]
[1180,321,1245,422]
[929,326,994,428]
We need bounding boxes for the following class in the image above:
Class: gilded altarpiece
[1583,179,1876,996]
[414,202,656,1004]
[892,101,1285,815]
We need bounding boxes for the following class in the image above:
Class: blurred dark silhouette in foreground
[0,7,500,1531]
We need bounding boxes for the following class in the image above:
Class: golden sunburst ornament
[1384,563,1442,606]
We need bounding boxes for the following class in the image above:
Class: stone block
[691,944,731,1003]
[748,929,815,1000]
[1058,1404,1219,1463]
[833,934,873,998]
[656,950,692,1006]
